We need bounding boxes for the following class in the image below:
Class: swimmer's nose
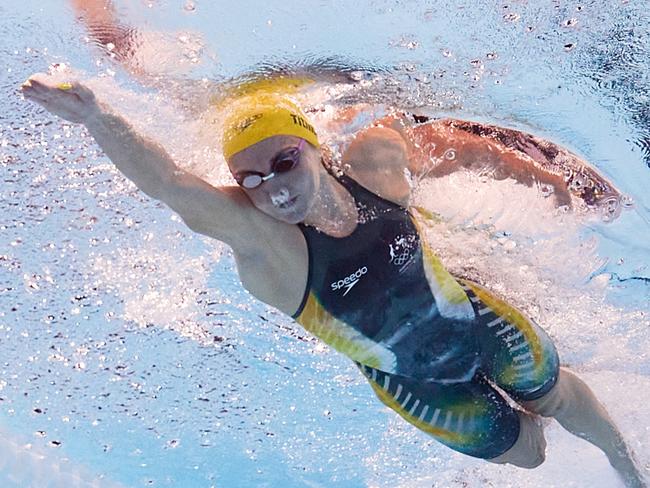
[270,187,291,207]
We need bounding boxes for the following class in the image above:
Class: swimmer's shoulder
[341,119,413,205]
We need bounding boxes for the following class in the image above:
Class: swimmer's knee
[501,450,546,469]
[522,367,574,418]
[487,413,546,469]
[523,387,564,418]
[491,450,546,469]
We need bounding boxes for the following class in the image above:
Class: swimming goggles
[234,139,305,189]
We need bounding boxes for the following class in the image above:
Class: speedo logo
[235,113,263,133]
[330,266,368,296]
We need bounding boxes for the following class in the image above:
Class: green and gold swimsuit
[293,172,559,459]
[294,172,480,382]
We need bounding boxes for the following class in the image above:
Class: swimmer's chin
[271,196,313,224]
[276,209,308,225]
[261,204,308,225]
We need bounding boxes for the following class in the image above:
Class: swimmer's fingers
[22,74,95,101]
[22,73,68,93]
[21,74,99,124]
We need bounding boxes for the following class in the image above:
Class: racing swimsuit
[293,171,559,459]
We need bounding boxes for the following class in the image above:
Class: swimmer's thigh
[356,364,520,460]
[461,281,560,402]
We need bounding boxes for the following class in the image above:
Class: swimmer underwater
[20,73,647,487]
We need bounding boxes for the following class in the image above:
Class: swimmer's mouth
[278,196,298,209]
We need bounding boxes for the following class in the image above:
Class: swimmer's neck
[302,163,358,238]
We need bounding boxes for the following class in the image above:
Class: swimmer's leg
[523,368,647,488]
[460,280,646,487]
[485,411,546,468]
[356,364,543,466]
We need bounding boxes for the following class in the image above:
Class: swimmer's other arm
[349,114,570,206]
[404,118,622,209]
[406,118,575,205]
[366,114,620,209]
[21,74,257,248]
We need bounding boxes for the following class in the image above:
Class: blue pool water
[1,1,649,487]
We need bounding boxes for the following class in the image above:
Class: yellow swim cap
[221,93,319,161]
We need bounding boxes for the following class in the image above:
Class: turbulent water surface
[1,1,649,487]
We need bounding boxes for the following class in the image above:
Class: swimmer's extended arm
[21,74,257,248]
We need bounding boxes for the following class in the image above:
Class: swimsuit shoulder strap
[332,170,405,212]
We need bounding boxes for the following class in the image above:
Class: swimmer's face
[227,135,320,224]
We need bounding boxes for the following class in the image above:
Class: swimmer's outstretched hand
[21,74,100,124]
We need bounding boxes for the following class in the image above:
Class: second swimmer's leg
[523,368,646,488]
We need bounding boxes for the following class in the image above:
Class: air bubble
[568,174,586,191]
[539,184,554,197]
[391,36,419,50]
[601,197,620,222]
[620,194,634,208]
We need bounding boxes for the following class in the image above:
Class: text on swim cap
[290,114,317,136]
